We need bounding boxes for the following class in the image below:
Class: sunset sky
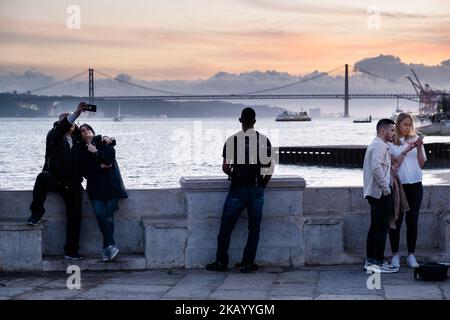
[0,0,449,80]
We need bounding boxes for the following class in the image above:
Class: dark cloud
[0,70,55,93]
[355,55,450,89]
[115,73,133,82]
[1,55,449,96]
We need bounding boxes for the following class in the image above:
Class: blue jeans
[216,185,265,266]
[92,199,119,249]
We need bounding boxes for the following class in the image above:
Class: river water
[0,117,449,190]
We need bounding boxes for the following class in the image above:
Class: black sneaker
[240,263,259,273]
[64,252,83,260]
[27,216,42,226]
[206,261,228,272]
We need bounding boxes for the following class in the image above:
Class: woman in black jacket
[79,124,128,261]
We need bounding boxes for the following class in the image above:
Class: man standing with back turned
[206,107,274,273]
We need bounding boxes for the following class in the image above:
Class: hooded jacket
[80,135,128,201]
[43,117,82,188]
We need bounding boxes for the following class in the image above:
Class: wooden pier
[276,143,450,168]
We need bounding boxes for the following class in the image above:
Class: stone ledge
[141,217,187,229]
[0,219,43,231]
[345,248,448,264]
[180,175,306,191]
[42,254,146,272]
[304,215,343,225]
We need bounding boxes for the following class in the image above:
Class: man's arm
[47,118,72,147]
[260,137,273,187]
[261,174,272,188]
[414,138,427,168]
[47,102,87,145]
[222,140,233,177]
[222,158,232,176]
[371,144,390,194]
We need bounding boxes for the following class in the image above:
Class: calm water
[1,117,449,190]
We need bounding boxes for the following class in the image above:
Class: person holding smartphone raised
[387,112,427,269]
[27,102,88,260]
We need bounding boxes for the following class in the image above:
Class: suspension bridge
[27,64,437,117]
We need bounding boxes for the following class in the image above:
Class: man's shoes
[407,254,420,268]
[240,263,259,273]
[27,216,42,226]
[101,249,109,262]
[367,261,399,273]
[106,245,119,261]
[363,258,377,271]
[64,252,83,260]
[206,261,228,272]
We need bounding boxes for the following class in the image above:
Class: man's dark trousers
[216,185,264,266]
[366,193,393,264]
[29,171,82,255]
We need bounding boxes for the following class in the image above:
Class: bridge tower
[344,64,349,117]
[88,68,94,103]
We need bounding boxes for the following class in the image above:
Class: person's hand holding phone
[85,104,97,112]
[404,141,416,154]
[76,101,88,115]
[414,135,424,149]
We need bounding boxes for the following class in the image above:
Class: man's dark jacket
[43,117,82,189]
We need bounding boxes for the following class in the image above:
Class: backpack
[230,132,262,185]
[414,262,448,281]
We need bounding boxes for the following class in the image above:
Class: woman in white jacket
[387,113,427,269]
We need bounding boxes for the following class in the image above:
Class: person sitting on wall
[27,102,88,260]
[79,123,128,262]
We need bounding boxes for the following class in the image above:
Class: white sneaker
[106,245,119,261]
[391,255,401,268]
[407,255,420,268]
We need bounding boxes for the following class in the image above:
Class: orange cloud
[0,14,449,80]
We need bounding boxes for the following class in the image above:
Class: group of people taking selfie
[26,102,426,274]
[27,102,127,261]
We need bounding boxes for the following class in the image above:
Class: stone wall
[1,177,449,272]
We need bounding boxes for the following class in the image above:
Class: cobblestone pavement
[1,265,449,300]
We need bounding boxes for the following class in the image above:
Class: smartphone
[418,135,424,141]
[85,104,97,112]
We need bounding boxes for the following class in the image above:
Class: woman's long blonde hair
[394,112,417,145]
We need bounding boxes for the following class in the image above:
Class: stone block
[143,218,187,268]
[304,215,344,265]
[303,187,351,214]
[439,213,450,259]
[0,219,42,272]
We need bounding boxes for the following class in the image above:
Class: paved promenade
[1,265,449,300]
